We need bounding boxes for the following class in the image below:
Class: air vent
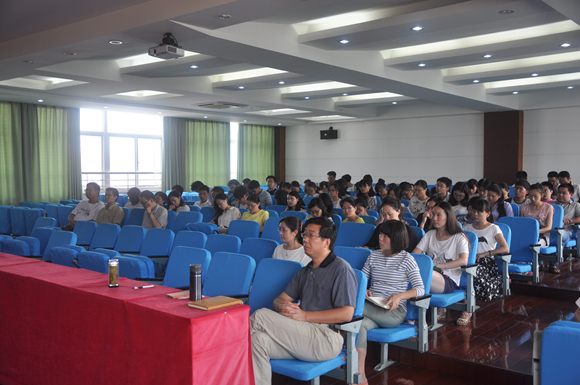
[195,102,248,110]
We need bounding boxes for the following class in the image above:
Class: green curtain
[237,124,275,182]
[162,118,230,188]
[0,102,81,206]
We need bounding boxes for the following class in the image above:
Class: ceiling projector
[148,44,184,59]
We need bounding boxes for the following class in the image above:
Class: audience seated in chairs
[139,190,168,229]
[435,177,452,202]
[357,220,425,385]
[241,194,269,232]
[417,196,442,232]
[286,191,306,212]
[266,175,277,196]
[233,185,248,209]
[154,191,167,208]
[341,197,364,224]
[328,182,343,208]
[449,182,470,216]
[63,182,105,230]
[95,187,125,226]
[413,201,470,325]
[487,183,514,221]
[507,179,531,208]
[211,186,224,203]
[210,193,241,234]
[541,182,555,202]
[357,179,379,211]
[167,190,190,213]
[365,197,418,253]
[273,189,288,207]
[355,197,369,217]
[374,179,388,200]
[248,180,273,209]
[272,216,311,266]
[552,183,580,244]
[194,185,212,209]
[399,181,414,201]
[171,184,184,196]
[124,187,142,209]
[408,179,430,218]
[304,197,333,223]
[558,170,580,202]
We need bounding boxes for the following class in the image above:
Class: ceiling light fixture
[483,54,493,58]
[216,14,231,19]
[279,81,285,84]
[278,123,282,126]
[342,93,348,96]
[412,26,423,31]
[531,73,539,77]
[567,86,574,89]
[392,102,397,105]
[104,106,108,109]
[418,63,426,67]
[339,39,349,44]
[473,79,480,83]
[158,112,162,114]
[37,99,43,103]
[238,86,245,89]
[304,96,310,99]
[109,40,123,45]
[499,9,514,14]
[63,52,77,56]
[243,120,247,122]
[512,91,519,94]
[190,65,198,69]
[204,116,208,118]
[561,43,571,47]
[23,60,36,64]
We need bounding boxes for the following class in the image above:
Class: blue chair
[44,204,60,227]
[0,234,12,252]
[114,255,152,279]
[403,212,414,220]
[166,210,177,231]
[266,210,279,218]
[406,218,418,227]
[270,197,277,205]
[428,231,478,331]
[113,225,146,254]
[186,222,220,235]
[535,321,580,385]
[203,252,256,297]
[248,258,303,315]
[334,246,371,270]
[510,203,520,217]
[43,231,78,262]
[494,222,513,297]
[31,217,57,234]
[335,223,375,247]
[24,208,44,236]
[239,208,249,215]
[302,196,314,207]
[200,206,215,223]
[205,234,241,256]
[538,205,566,265]
[125,208,145,226]
[173,211,203,233]
[228,220,259,241]
[0,206,13,235]
[268,205,287,215]
[1,238,35,257]
[163,246,211,288]
[139,228,174,258]
[270,270,367,385]
[498,217,541,283]
[9,207,28,236]
[89,223,121,251]
[78,251,110,274]
[410,226,425,243]
[56,205,74,227]
[240,237,278,266]
[401,199,409,206]
[51,245,86,268]
[367,210,379,219]
[189,205,201,212]
[333,208,345,220]
[260,217,282,244]
[120,207,131,227]
[332,214,342,229]
[73,221,98,247]
[32,226,61,255]
[368,254,433,371]
[280,211,307,220]
[360,215,376,224]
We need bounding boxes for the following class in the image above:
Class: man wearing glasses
[250,217,358,385]
[64,182,105,230]
[139,190,168,229]
[95,187,125,225]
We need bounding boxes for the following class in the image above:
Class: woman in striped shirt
[356,220,425,384]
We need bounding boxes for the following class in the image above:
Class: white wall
[523,105,580,184]
[286,112,484,186]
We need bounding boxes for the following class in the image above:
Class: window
[230,122,239,180]
[80,109,162,192]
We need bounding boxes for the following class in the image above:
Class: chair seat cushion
[564,240,576,248]
[270,351,346,381]
[539,246,557,255]
[505,263,532,274]
[367,323,417,343]
[429,290,466,308]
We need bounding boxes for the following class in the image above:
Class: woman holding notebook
[356,220,424,385]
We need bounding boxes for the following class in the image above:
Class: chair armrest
[334,317,363,332]
[461,264,478,275]
[554,227,566,234]
[410,294,431,309]
[529,244,542,253]
[494,253,512,263]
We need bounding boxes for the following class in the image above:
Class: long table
[0,253,254,385]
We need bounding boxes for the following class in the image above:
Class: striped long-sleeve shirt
[361,250,425,311]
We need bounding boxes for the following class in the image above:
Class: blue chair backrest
[461,231,478,288]
[248,258,303,315]
[126,208,145,226]
[115,255,149,279]
[495,222,512,249]
[57,205,74,227]
[549,205,564,245]
[335,222,375,247]
[32,217,57,234]
[270,196,277,205]
[203,252,256,297]
[188,205,201,212]
[206,234,241,256]
[140,228,175,257]
[280,211,307,220]
[73,221,98,246]
[303,196,314,207]
[406,218,419,227]
[260,217,282,243]
[401,199,410,206]
[166,210,177,231]
[44,204,60,227]
[360,215,376,224]
[89,223,121,250]
[32,227,61,255]
[239,208,249,215]
[334,246,371,270]
[186,222,220,235]
[78,251,109,274]
[0,206,13,234]
[164,246,211,288]
[9,207,28,236]
[240,237,279,266]
[24,208,43,236]
[114,225,146,253]
[403,212,414,219]
[266,210,279,218]
[173,211,203,233]
[200,206,215,223]
[1,238,31,257]
[171,231,208,253]
[268,205,287,214]
[120,207,131,227]
[510,203,520,217]
[353,269,368,318]
[43,231,77,261]
[367,210,379,219]
[540,321,580,385]
[228,220,260,241]
[406,254,434,322]
[498,217,539,263]
[410,226,425,243]
[333,208,345,220]
[51,246,84,268]
[332,214,342,229]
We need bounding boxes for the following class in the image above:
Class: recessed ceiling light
[204,116,208,118]
[483,54,493,58]
[278,123,282,126]
[278,81,285,84]
[109,40,123,45]
[531,73,539,77]
[561,43,571,47]
[339,39,349,44]
[392,102,397,105]
[158,112,162,114]
[23,60,36,64]
[37,99,43,103]
[342,93,348,96]
[216,14,231,19]
[412,26,423,31]
[243,120,247,122]
[104,106,108,109]
[190,65,198,69]
[238,86,245,89]
[418,63,426,67]
[63,52,76,56]
[473,79,480,83]
[512,91,519,95]
[304,96,310,99]
[567,86,574,89]
[499,9,514,14]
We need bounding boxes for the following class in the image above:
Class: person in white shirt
[167,190,190,213]
[66,182,105,229]
[435,177,452,202]
[139,190,168,229]
[211,193,241,234]
[558,171,580,202]
[272,216,311,266]
[194,185,212,208]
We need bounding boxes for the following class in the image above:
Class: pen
[133,285,155,289]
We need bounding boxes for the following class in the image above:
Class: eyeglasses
[302,231,322,240]
[310,209,322,215]
[278,227,289,233]
[343,206,355,211]
[379,233,388,238]
[104,194,114,197]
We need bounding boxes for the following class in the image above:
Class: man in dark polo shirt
[250,217,358,385]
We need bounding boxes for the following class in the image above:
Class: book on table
[167,290,190,299]
[365,296,391,310]
[188,296,243,311]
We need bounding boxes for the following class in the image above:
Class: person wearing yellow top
[341,196,365,224]
[241,193,270,232]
